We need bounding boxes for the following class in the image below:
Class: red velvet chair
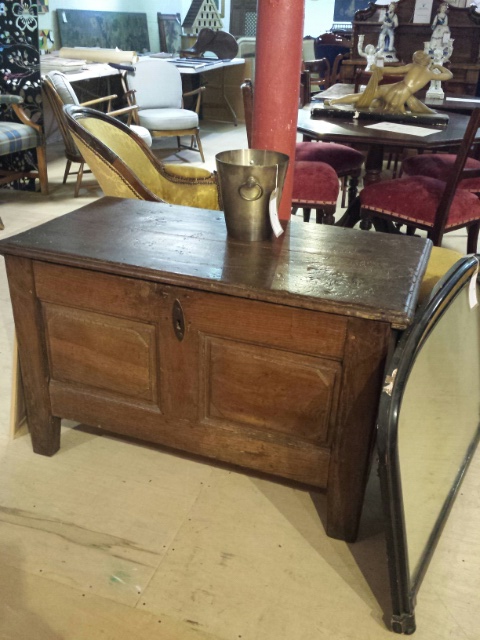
[291,159,340,224]
[241,79,339,223]
[295,140,364,207]
[240,78,364,212]
[402,152,480,195]
[350,109,480,252]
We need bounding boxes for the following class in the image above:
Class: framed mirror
[377,255,480,634]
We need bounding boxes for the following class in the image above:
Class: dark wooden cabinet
[345,0,480,95]
[0,198,430,542]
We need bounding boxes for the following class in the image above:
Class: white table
[171,58,245,125]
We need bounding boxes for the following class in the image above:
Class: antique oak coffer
[0,198,431,541]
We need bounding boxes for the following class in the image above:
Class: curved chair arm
[11,103,43,135]
[107,104,139,125]
[182,86,206,114]
[0,93,41,132]
[183,86,206,97]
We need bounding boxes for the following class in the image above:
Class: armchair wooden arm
[182,86,206,114]
[106,104,139,125]
[81,95,139,125]
[81,94,118,108]
[11,103,43,135]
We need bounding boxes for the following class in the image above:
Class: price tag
[269,165,284,238]
[269,190,284,237]
[468,264,479,309]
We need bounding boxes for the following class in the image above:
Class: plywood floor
[0,123,478,640]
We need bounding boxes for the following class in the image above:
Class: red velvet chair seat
[295,142,364,174]
[360,176,480,229]
[292,160,339,205]
[402,153,480,193]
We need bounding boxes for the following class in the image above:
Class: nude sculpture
[325,50,453,115]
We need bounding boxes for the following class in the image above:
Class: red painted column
[252,0,305,220]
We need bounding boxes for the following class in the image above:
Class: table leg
[364,144,385,186]
[200,67,238,126]
[220,67,238,126]
[4,256,61,456]
[326,317,390,542]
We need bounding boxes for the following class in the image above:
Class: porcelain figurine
[429,3,451,54]
[377,2,399,63]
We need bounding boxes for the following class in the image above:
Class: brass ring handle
[238,176,263,201]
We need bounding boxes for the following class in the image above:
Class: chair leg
[195,132,205,163]
[74,162,85,198]
[63,160,72,184]
[315,209,324,224]
[467,223,480,254]
[340,177,347,208]
[347,175,359,208]
[303,208,311,222]
[323,207,335,225]
[360,216,373,231]
[36,145,49,195]
[0,217,4,230]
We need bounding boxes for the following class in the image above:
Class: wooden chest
[0,198,430,541]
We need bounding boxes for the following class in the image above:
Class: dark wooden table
[0,198,431,542]
[299,100,480,184]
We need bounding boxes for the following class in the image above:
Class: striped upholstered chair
[0,94,48,229]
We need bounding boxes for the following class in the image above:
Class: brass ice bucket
[215,149,289,242]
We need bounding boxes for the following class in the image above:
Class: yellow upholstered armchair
[63,105,220,210]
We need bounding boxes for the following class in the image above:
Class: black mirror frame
[377,255,480,634]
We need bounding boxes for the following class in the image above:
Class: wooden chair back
[431,108,480,244]
[299,70,311,107]
[43,73,82,163]
[303,58,331,92]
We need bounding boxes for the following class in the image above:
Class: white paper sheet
[364,122,439,136]
[413,0,434,24]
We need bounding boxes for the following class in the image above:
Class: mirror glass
[397,282,480,585]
